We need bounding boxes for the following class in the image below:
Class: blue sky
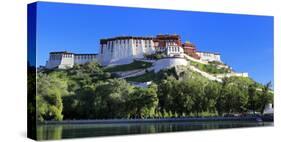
[35,2,273,85]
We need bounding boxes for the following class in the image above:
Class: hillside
[35,60,273,122]
[103,55,243,84]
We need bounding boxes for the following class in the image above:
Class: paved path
[118,67,154,79]
[189,65,222,82]
[183,54,208,65]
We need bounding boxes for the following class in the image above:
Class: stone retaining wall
[153,57,189,72]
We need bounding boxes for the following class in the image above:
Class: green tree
[189,79,205,116]
[36,73,68,121]
[222,81,248,113]
[174,78,194,116]
[94,79,134,118]
[204,81,221,113]
[130,84,158,118]
[248,83,258,114]
[157,76,177,113]
[258,82,273,115]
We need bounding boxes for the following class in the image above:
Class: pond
[37,121,273,140]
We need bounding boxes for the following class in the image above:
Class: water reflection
[37,121,273,140]
[37,125,63,140]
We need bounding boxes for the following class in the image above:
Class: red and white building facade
[46,34,222,69]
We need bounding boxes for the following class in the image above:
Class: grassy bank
[126,71,155,82]
[105,60,153,72]
[190,60,231,74]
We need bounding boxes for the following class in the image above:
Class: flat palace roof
[50,51,98,55]
[100,36,155,44]
[197,51,220,55]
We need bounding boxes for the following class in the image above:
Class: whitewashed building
[165,45,185,57]
[196,51,221,62]
[45,51,98,69]
[45,35,223,68]
[99,36,155,66]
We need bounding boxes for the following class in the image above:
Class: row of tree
[35,62,273,121]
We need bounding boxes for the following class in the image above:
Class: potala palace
[46,34,220,67]
[45,34,248,81]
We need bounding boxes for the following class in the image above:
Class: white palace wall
[74,54,98,64]
[46,53,74,69]
[153,57,189,72]
[196,51,221,62]
[99,38,155,66]
[46,52,98,69]
[46,53,63,69]
[59,54,75,69]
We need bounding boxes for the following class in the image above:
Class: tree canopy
[36,62,274,121]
